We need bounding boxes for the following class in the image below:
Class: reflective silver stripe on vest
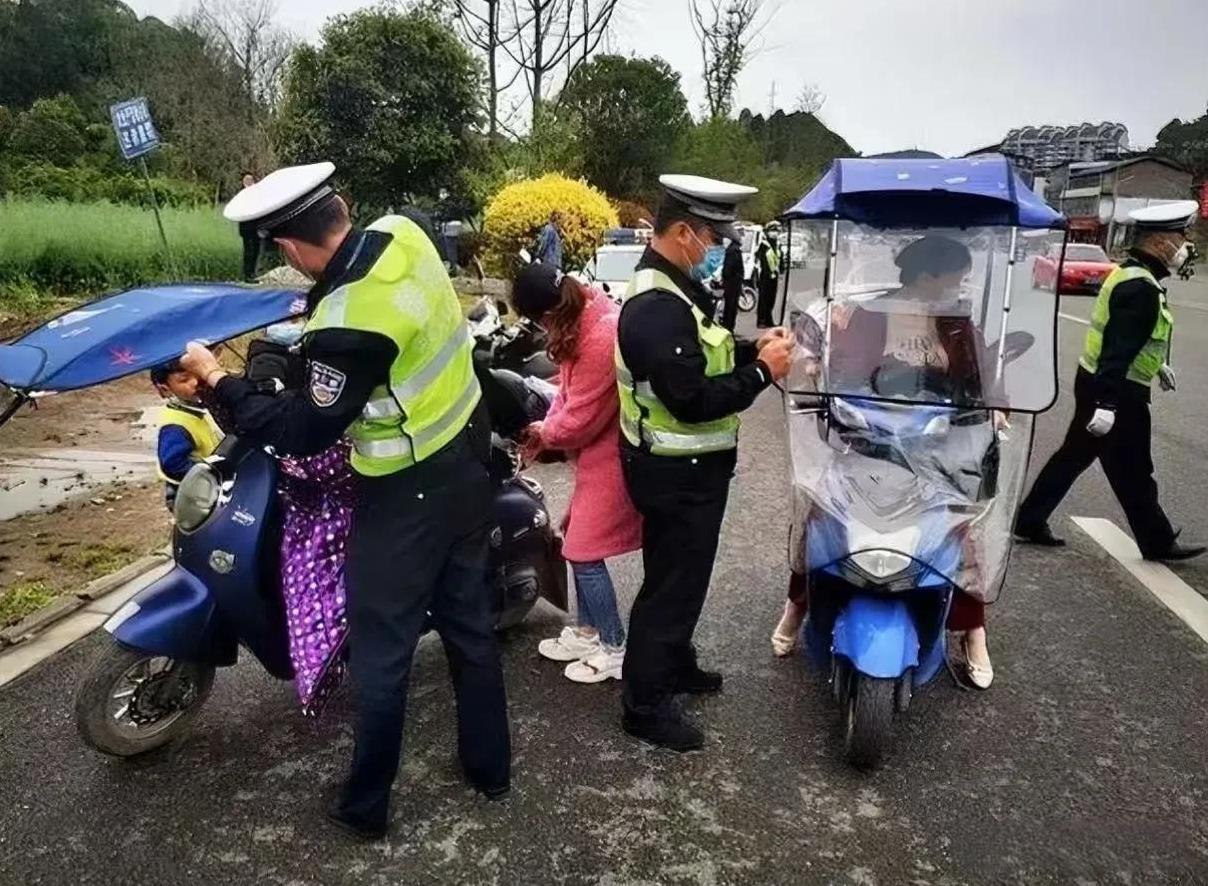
[362,394,400,419]
[359,325,472,421]
[615,365,655,399]
[392,325,473,401]
[619,411,737,454]
[351,376,480,460]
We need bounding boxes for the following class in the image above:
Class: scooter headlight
[849,549,913,580]
[174,463,221,532]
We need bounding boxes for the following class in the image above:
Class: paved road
[3,280,1208,885]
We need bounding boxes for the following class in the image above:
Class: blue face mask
[689,229,726,283]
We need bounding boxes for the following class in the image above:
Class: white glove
[1158,364,1177,393]
[1086,407,1116,437]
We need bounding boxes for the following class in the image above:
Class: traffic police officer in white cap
[615,174,795,750]
[1016,199,1205,561]
[178,163,510,838]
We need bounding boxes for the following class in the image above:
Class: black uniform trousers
[756,276,778,328]
[1017,367,1175,557]
[620,444,735,715]
[240,229,261,281]
[720,284,741,332]
[337,413,510,828]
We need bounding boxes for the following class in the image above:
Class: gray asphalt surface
[2,277,1208,885]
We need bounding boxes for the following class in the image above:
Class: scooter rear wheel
[74,639,215,757]
[739,286,757,313]
[843,674,895,770]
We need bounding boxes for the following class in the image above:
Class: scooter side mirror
[999,331,1035,365]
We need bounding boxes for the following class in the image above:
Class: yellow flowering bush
[483,174,619,275]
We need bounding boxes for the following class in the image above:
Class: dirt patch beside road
[0,478,169,627]
[2,375,156,454]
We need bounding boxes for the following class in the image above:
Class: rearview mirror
[1000,330,1035,365]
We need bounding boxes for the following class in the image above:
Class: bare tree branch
[795,81,826,115]
[188,0,296,114]
[690,0,778,119]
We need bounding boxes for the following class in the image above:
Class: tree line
[0,0,853,225]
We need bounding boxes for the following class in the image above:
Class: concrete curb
[0,547,171,649]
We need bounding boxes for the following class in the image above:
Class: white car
[583,243,646,300]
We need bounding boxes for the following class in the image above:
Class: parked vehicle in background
[1032,242,1115,294]
[583,242,646,299]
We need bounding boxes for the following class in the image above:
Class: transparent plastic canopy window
[780,222,1065,602]
[783,222,1063,413]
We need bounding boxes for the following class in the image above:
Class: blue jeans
[571,560,625,649]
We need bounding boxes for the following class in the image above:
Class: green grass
[0,198,242,307]
[63,543,137,580]
[0,581,56,629]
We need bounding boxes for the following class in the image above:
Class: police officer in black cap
[615,174,795,751]
[1016,200,1205,561]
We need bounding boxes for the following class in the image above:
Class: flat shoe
[771,629,796,657]
[962,635,994,690]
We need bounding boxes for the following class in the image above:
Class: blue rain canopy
[0,283,307,393]
[784,154,1066,229]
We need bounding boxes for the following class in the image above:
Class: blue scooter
[0,283,566,757]
[779,155,1066,768]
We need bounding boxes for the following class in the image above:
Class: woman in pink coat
[512,263,642,683]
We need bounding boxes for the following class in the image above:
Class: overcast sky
[126,0,1208,157]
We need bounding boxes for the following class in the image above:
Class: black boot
[1013,520,1066,547]
[1144,541,1207,562]
[674,665,723,694]
[622,704,705,752]
[325,798,388,841]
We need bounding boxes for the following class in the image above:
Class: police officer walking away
[616,174,795,750]
[1015,200,1205,562]
[755,221,783,328]
[178,163,510,839]
[719,235,744,332]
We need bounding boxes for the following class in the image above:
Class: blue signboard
[109,97,161,161]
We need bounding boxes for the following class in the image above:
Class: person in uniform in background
[719,236,744,332]
[178,162,510,840]
[1015,200,1205,562]
[755,221,783,328]
[237,172,261,283]
[535,210,565,269]
[615,174,795,751]
[150,359,222,511]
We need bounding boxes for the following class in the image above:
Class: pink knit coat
[539,290,642,563]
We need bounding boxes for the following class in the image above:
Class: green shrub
[2,163,210,207]
[0,198,242,298]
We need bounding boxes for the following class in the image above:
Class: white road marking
[1059,312,1090,326]
[1072,516,1208,645]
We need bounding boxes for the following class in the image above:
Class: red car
[1032,243,1116,294]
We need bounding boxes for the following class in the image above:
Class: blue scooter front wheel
[842,673,896,770]
[75,638,215,757]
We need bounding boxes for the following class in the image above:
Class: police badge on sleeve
[309,361,347,408]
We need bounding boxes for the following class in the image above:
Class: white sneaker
[565,647,625,683]
[538,627,601,663]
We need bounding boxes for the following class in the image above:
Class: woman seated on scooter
[511,263,642,684]
[772,234,997,689]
